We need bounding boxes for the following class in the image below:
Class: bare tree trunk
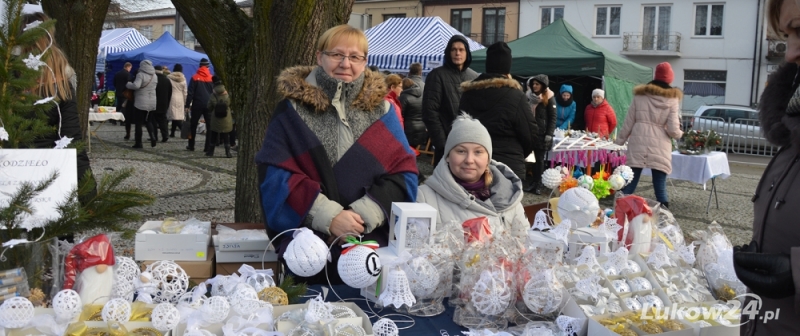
[41,0,111,139]
[172,0,355,223]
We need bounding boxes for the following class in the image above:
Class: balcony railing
[622,32,681,56]
[466,33,508,46]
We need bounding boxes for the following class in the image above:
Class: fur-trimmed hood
[759,62,799,149]
[167,71,185,84]
[633,83,683,99]
[276,66,387,113]
[460,74,522,92]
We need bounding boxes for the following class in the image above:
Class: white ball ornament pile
[151,302,181,332]
[372,318,399,336]
[541,168,563,190]
[148,260,190,304]
[201,296,230,324]
[338,245,382,289]
[112,256,140,302]
[101,298,132,323]
[0,297,34,329]
[284,228,329,277]
[577,175,594,190]
[53,289,82,322]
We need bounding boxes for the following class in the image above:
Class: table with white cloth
[88,112,125,153]
[643,151,731,213]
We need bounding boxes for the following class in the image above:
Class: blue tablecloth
[303,285,467,335]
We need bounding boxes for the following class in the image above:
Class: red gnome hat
[63,234,115,290]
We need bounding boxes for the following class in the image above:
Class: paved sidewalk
[87,122,761,255]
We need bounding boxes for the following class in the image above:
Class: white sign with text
[0,149,77,230]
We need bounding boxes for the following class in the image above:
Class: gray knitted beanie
[444,113,493,160]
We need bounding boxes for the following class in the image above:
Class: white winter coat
[167,72,187,121]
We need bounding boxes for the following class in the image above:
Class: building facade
[519,0,769,113]
[350,0,423,29]
[422,0,520,46]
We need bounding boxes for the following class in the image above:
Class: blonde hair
[22,13,73,101]
[317,25,368,56]
[484,169,493,186]
[768,0,785,37]
[385,74,402,89]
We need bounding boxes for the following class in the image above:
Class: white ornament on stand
[338,245,382,289]
[372,318,399,336]
[148,260,189,304]
[52,289,82,323]
[112,256,140,302]
[0,297,34,329]
[201,296,231,324]
[403,256,440,298]
[151,302,181,332]
[101,298,132,323]
[471,270,512,316]
[284,228,329,277]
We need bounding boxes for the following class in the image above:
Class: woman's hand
[329,210,364,238]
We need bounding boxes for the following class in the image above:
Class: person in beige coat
[167,64,187,137]
[614,62,683,208]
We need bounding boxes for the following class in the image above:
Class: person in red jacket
[384,74,404,125]
[584,89,617,138]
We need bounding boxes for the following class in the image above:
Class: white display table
[643,151,731,213]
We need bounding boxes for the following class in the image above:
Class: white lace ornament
[541,168,563,190]
[373,318,399,336]
[52,289,82,322]
[471,270,512,316]
[284,228,329,277]
[305,294,333,323]
[210,275,237,297]
[379,267,416,308]
[288,325,316,336]
[574,246,600,269]
[647,244,674,269]
[151,302,181,332]
[338,245,382,289]
[555,315,584,335]
[330,305,357,318]
[334,323,367,336]
[101,298,132,322]
[608,174,626,191]
[628,277,653,292]
[522,270,564,314]
[53,136,72,149]
[677,242,697,266]
[201,296,230,324]
[403,256,440,299]
[598,217,623,241]
[0,127,8,141]
[112,256,140,302]
[557,187,600,228]
[575,275,603,300]
[550,219,570,246]
[406,217,432,249]
[604,247,629,274]
[531,210,551,231]
[229,283,262,316]
[0,297,34,328]
[523,325,557,336]
[613,165,634,185]
[148,260,190,304]
[577,175,594,190]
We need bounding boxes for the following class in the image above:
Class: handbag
[180,111,191,139]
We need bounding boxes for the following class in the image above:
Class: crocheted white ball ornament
[101,298,132,322]
[151,302,181,332]
[112,256,140,302]
[557,187,600,228]
[607,174,625,191]
[201,296,230,324]
[372,318,399,336]
[403,256,440,299]
[613,165,634,185]
[0,297,34,329]
[148,260,189,304]
[471,270,512,316]
[541,168,563,190]
[522,272,564,314]
[52,289,82,322]
[338,245,382,289]
[284,228,329,277]
[229,283,262,316]
[577,175,594,190]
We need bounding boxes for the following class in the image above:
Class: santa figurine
[63,234,116,305]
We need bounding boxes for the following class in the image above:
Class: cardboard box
[140,246,215,278]
[216,261,279,283]
[388,202,437,254]
[135,221,211,261]
[213,223,272,251]
[215,249,277,263]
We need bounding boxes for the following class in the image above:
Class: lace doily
[0,297,34,328]
[373,318,399,336]
[574,246,600,269]
[52,289,82,322]
[470,270,512,316]
[541,168,563,190]
[284,228,329,277]
[531,210,551,231]
[151,302,181,332]
[334,322,367,336]
[522,270,563,314]
[647,244,674,269]
[338,245,381,289]
[378,268,416,308]
[403,256,440,299]
[101,298,131,323]
[555,315,584,335]
[147,260,189,304]
[201,296,230,324]
[112,256,140,302]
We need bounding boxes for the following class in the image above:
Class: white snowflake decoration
[531,210,551,231]
[598,217,622,240]
[53,136,72,149]
[52,289,82,322]
[284,228,329,277]
[677,242,697,266]
[0,297,34,328]
[647,244,674,269]
[201,296,230,324]
[148,260,189,304]
[373,318,399,336]
[522,270,564,314]
[603,247,629,274]
[574,246,600,269]
[101,298,132,323]
[379,268,416,308]
[541,168,563,190]
[151,303,181,332]
[555,315,585,335]
[22,53,45,70]
[305,294,333,323]
[112,256,140,302]
[471,270,512,316]
[338,245,382,289]
[23,20,42,31]
[0,127,8,141]
[575,275,603,300]
[34,96,54,106]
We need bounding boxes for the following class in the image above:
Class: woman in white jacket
[417,113,529,238]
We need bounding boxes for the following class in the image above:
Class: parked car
[689,105,776,153]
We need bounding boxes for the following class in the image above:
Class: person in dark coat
[731,2,800,333]
[185,58,215,152]
[114,62,132,139]
[151,65,173,143]
[525,74,557,194]
[407,62,425,91]
[422,35,479,166]
[458,42,536,179]
[399,77,426,148]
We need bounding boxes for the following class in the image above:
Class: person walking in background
[422,35,479,166]
[555,84,576,130]
[168,64,187,138]
[407,62,425,91]
[152,65,173,143]
[115,62,132,139]
[207,76,233,158]
[615,62,683,209]
[458,41,536,181]
[185,58,215,152]
[399,77,426,148]
[126,60,158,148]
[525,74,556,194]
[584,89,617,138]
[384,74,404,124]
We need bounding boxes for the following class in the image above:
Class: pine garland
[278,275,308,304]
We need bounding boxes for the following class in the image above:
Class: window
[383,13,406,21]
[162,24,174,37]
[596,6,621,36]
[684,70,727,113]
[138,25,152,40]
[694,4,724,36]
[183,24,195,43]
[541,7,564,29]
[483,8,506,45]
[451,9,472,36]
[642,5,671,50]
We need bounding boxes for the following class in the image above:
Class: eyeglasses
[322,51,367,64]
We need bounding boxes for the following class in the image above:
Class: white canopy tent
[96,28,151,73]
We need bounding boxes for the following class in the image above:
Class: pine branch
[278,275,307,304]
[0,172,58,230]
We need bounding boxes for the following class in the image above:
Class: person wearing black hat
[185,58,215,152]
[524,74,556,194]
[457,42,536,180]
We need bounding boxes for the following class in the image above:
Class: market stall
[95,28,151,74]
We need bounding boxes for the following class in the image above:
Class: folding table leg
[706,177,718,214]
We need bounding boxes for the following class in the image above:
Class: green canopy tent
[472,19,652,130]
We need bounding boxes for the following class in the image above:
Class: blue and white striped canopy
[96,28,151,73]
[365,17,484,73]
